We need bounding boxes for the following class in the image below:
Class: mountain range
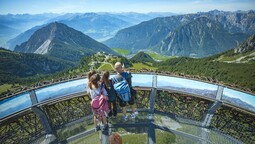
[158,17,248,57]
[0,13,59,48]
[4,12,174,50]
[104,10,255,57]
[14,22,117,62]
[53,13,132,41]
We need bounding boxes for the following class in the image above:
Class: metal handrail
[1,73,255,120]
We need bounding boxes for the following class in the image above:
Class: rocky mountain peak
[234,34,255,53]
[14,22,116,62]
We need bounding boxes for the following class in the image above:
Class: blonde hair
[114,62,122,69]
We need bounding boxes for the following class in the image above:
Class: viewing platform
[0,73,255,144]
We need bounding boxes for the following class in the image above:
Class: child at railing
[88,72,109,133]
[102,71,118,117]
[87,70,101,131]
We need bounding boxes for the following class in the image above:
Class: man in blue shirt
[113,62,138,121]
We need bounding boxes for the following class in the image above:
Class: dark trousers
[108,100,117,117]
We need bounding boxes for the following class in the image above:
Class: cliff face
[104,10,254,57]
[159,17,248,57]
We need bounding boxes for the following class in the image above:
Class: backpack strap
[112,72,128,84]
[112,76,118,84]
[124,72,128,80]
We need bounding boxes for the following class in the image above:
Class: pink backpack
[91,85,109,117]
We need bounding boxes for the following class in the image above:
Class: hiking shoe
[131,111,138,119]
[122,115,128,121]
[95,125,100,131]
[134,110,138,116]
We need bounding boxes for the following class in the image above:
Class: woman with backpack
[88,73,109,132]
[102,71,118,117]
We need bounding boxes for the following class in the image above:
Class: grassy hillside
[145,51,173,61]
[1,46,254,96]
[0,48,74,84]
[156,57,255,92]
[130,51,155,63]
[112,48,130,56]
[97,63,114,71]
[131,63,157,70]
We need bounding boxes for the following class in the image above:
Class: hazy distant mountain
[0,48,73,84]
[104,10,255,57]
[14,22,117,62]
[222,95,255,112]
[7,25,46,50]
[0,13,59,48]
[0,13,59,31]
[56,13,132,41]
[103,12,176,24]
[158,17,248,57]
[0,24,19,37]
[7,13,133,50]
[6,12,176,50]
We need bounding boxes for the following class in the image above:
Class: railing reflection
[0,92,31,119]
[222,88,255,112]
[36,79,87,103]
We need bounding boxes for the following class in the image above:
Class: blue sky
[0,0,254,14]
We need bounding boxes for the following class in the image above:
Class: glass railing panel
[36,78,88,103]
[157,76,218,99]
[110,74,153,87]
[110,127,148,144]
[109,111,149,124]
[0,92,31,119]
[155,129,199,144]
[222,88,255,112]
[57,117,95,141]
[132,74,153,87]
[68,132,100,144]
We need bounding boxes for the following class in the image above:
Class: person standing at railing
[88,73,109,134]
[87,70,101,131]
[102,71,118,117]
[112,62,138,121]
